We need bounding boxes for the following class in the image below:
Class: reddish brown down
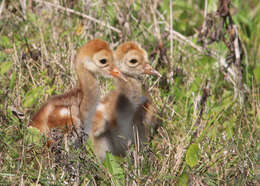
[28,39,124,151]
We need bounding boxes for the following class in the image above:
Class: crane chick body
[91,42,160,160]
[28,39,124,150]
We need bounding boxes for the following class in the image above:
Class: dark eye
[99,59,107,64]
[129,59,137,64]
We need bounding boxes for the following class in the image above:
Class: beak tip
[144,64,161,77]
[110,68,127,82]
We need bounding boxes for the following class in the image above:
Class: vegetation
[0,0,259,185]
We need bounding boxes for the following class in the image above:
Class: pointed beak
[143,64,161,77]
[110,67,128,82]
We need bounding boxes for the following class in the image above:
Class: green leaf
[254,65,260,84]
[85,137,96,157]
[178,172,189,186]
[0,36,12,48]
[185,143,200,168]
[0,61,12,75]
[103,153,124,186]
[10,72,16,91]
[27,12,38,24]
[207,0,217,12]
[22,87,44,108]
[199,56,215,66]
[25,126,46,146]
[0,51,7,62]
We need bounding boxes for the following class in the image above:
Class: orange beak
[143,64,161,77]
[110,67,128,82]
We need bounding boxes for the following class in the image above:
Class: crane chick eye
[99,59,107,64]
[129,59,137,64]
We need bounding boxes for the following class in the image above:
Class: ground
[0,0,259,185]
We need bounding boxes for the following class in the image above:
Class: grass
[0,0,259,185]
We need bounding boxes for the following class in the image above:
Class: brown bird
[28,39,125,151]
[90,41,160,160]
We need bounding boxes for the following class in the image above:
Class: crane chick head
[75,39,124,79]
[115,41,161,78]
